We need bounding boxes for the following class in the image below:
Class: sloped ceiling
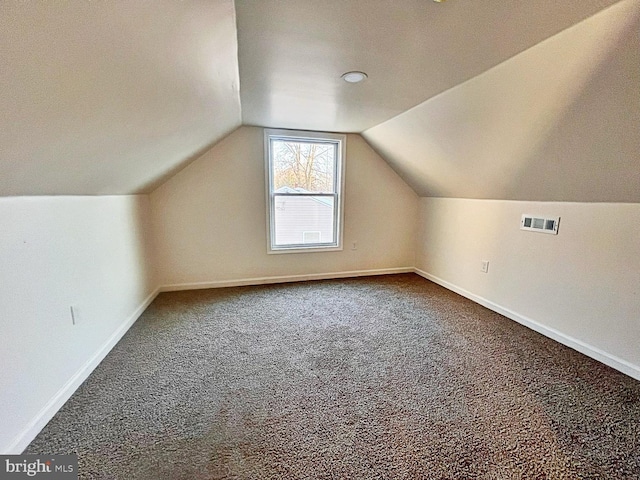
[362,0,640,201]
[1,0,638,200]
[235,0,621,133]
[0,0,241,195]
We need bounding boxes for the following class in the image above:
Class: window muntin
[265,129,345,253]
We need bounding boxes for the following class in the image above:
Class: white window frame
[264,128,346,254]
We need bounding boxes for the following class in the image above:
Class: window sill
[267,245,343,255]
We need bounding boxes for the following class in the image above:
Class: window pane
[265,129,345,253]
[271,140,335,193]
[274,195,335,246]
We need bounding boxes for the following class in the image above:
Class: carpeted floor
[27,274,640,479]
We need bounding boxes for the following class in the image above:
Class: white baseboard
[414,268,640,382]
[159,267,414,292]
[4,287,161,454]
[9,266,636,454]
[4,268,411,453]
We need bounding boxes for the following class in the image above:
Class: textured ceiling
[1,0,637,200]
[0,0,241,195]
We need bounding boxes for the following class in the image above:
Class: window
[264,129,346,253]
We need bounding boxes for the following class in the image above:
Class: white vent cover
[521,215,560,235]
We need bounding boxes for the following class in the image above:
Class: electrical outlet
[481,261,489,273]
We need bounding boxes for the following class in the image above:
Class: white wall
[0,195,156,453]
[416,198,640,379]
[150,126,418,287]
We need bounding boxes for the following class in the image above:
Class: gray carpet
[27,274,640,479]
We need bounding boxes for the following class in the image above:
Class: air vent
[521,215,560,235]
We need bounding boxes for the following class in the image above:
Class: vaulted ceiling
[1,0,638,200]
[236,0,622,133]
[363,0,640,201]
[0,1,241,195]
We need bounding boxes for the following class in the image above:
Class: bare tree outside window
[265,130,345,252]
[272,140,335,193]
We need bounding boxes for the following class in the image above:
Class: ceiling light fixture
[341,71,368,83]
